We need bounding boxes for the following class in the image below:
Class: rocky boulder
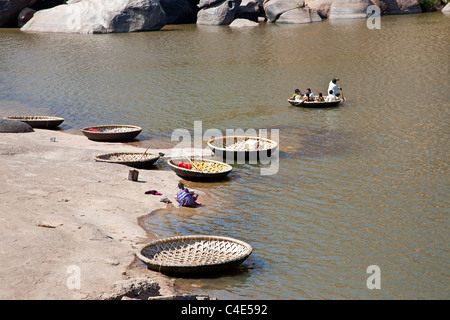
[160,0,196,24]
[305,0,334,18]
[370,0,421,15]
[263,0,305,22]
[276,6,322,22]
[17,7,35,27]
[229,17,260,26]
[444,3,450,13]
[21,0,166,34]
[0,119,34,133]
[0,0,37,27]
[197,0,242,25]
[328,0,373,19]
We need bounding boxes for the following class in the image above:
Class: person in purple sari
[176,182,199,207]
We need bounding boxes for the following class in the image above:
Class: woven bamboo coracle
[94,152,163,167]
[207,135,278,161]
[137,235,252,276]
[167,158,232,181]
[4,116,64,128]
[81,125,142,142]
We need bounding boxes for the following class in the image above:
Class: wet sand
[0,128,185,299]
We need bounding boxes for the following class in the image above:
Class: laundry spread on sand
[145,190,163,195]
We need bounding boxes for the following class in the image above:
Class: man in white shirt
[328,78,342,97]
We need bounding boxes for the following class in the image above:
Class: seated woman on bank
[315,92,325,102]
[176,182,200,207]
[325,90,337,102]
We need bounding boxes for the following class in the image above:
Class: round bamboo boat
[137,235,253,276]
[81,125,142,142]
[207,135,278,161]
[287,98,341,108]
[167,158,232,181]
[3,116,64,129]
[94,152,164,168]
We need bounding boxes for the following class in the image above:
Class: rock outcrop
[263,0,321,23]
[197,0,242,25]
[307,0,421,18]
[0,119,34,133]
[229,17,260,26]
[441,2,450,13]
[17,7,35,27]
[306,0,334,18]
[21,0,166,34]
[263,0,305,22]
[370,0,421,15]
[276,6,322,22]
[0,0,36,27]
[328,0,373,19]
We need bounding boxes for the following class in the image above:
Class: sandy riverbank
[0,128,193,299]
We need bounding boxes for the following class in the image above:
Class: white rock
[229,18,260,27]
[21,0,166,34]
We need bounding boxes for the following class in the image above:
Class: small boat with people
[288,77,345,108]
[287,98,342,108]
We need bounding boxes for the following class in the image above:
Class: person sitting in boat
[305,88,315,100]
[291,89,302,100]
[176,182,200,207]
[303,93,314,102]
[315,92,325,102]
[294,90,303,102]
[328,78,342,97]
[325,90,337,102]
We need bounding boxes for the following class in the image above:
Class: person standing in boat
[328,78,342,97]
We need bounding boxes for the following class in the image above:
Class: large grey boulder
[307,0,421,17]
[328,0,373,19]
[159,0,196,24]
[0,0,37,27]
[276,6,322,22]
[21,0,166,34]
[263,0,305,22]
[0,119,34,133]
[371,0,421,15]
[197,0,242,25]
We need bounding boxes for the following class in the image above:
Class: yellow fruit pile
[191,161,229,173]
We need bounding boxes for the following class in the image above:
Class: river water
[1,12,449,300]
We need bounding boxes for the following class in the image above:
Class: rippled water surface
[1,13,449,299]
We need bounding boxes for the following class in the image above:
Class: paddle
[338,79,346,102]
[138,147,149,160]
[187,157,202,172]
